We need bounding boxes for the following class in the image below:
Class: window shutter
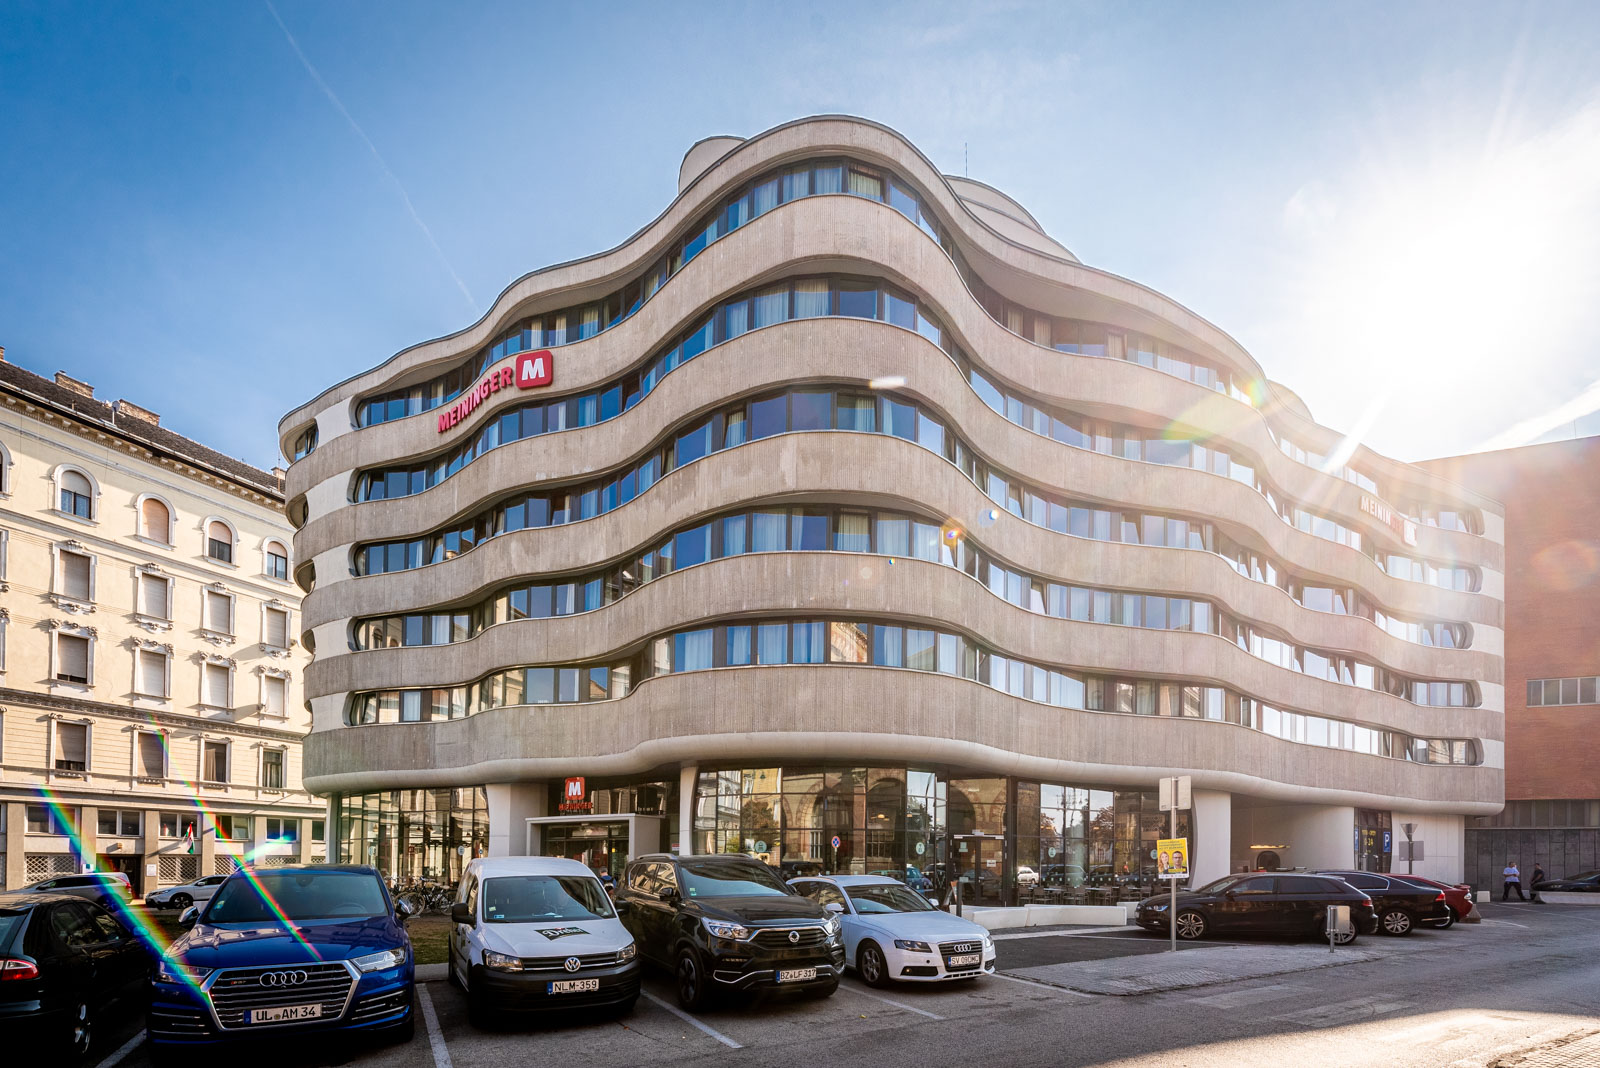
[62,552,91,600]
[264,675,286,716]
[62,470,91,496]
[58,722,88,764]
[265,608,289,648]
[141,498,169,541]
[58,634,90,680]
[205,663,230,707]
[138,733,165,777]
[138,650,167,696]
[140,574,169,618]
[206,591,232,633]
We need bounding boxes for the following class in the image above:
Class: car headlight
[824,917,842,939]
[893,939,933,952]
[702,919,751,940]
[1145,902,1168,912]
[482,950,522,972]
[157,960,213,985]
[353,946,407,973]
[618,942,637,962]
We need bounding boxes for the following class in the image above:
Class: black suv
[615,854,844,1010]
[1312,870,1452,935]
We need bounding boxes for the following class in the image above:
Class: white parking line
[841,984,945,1019]
[90,1032,146,1068]
[638,990,743,1049]
[417,984,453,1068]
[1478,919,1531,928]
[990,972,1094,997]
[991,925,1131,940]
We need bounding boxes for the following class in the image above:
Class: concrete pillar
[486,782,546,857]
[4,801,26,889]
[678,764,698,856]
[142,810,160,893]
[296,818,314,864]
[79,805,99,869]
[1191,790,1231,886]
[200,813,217,876]
[252,815,269,861]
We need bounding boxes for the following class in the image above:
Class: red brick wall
[1421,437,1600,801]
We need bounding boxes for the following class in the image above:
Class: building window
[57,549,93,602]
[291,424,318,460]
[202,740,229,783]
[265,541,289,581]
[311,819,325,842]
[204,589,234,635]
[214,813,248,840]
[55,633,91,684]
[59,468,94,518]
[265,817,296,842]
[202,662,232,708]
[139,496,173,543]
[135,648,169,698]
[136,730,166,779]
[261,748,285,789]
[206,520,235,564]
[97,809,141,836]
[1527,676,1599,706]
[137,572,171,619]
[26,804,71,835]
[54,721,88,771]
[262,673,287,717]
[263,606,290,649]
[159,811,199,838]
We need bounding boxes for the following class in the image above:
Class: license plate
[947,953,981,967]
[247,1003,322,1024]
[776,968,817,983]
[547,979,600,994]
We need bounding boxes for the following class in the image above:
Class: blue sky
[2,1,1598,469]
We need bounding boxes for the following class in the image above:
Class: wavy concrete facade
[282,117,1503,892]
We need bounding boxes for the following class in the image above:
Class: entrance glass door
[952,835,1006,907]
[541,821,629,879]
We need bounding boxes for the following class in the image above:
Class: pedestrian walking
[1530,863,1546,903]
[1502,860,1526,901]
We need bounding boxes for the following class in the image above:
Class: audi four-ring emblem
[259,970,309,987]
[788,930,800,943]
[563,957,581,973]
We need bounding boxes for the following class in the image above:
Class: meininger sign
[436,349,554,433]
[1359,494,1419,547]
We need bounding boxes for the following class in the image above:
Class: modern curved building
[279,117,1504,901]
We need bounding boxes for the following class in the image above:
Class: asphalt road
[85,901,1600,1068]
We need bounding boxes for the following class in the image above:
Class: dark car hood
[167,916,404,969]
[686,895,829,924]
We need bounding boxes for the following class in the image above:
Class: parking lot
[79,900,1600,1068]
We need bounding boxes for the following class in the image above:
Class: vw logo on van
[564,957,582,973]
[259,970,309,987]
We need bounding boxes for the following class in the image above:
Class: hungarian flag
[184,825,196,855]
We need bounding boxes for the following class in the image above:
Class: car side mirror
[179,906,199,928]
[1223,890,1236,900]
[449,902,472,925]
[657,887,679,904]
[395,898,418,920]
[825,902,845,914]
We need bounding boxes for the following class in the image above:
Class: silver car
[4,872,133,909]
[144,874,228,910]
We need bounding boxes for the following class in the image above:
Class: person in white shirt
[1502,861,1526,901]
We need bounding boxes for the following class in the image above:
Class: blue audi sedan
[148,864,415,1051]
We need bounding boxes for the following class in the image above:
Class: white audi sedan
[790,874,996,986]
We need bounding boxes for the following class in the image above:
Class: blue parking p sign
[1382,830,1392,853]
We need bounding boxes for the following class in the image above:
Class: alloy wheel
[860,943,887,987]
[1381,909,1413,935]
[1175,911,1206,940]
[676,951,703,1010]
[69,1001,91,1057]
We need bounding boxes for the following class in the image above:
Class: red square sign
[564,776,585,801]
[516,350,553,389]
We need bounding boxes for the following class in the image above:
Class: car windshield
[846,884,935,914]
[1564,870,1600,881]
[678,858,792,898]
[203,871,389,923]
[482,876,613,923]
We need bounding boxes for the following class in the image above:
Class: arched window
[139,496,172,544]
[0,439,11,495]
[60,469,94,518]
[206,520,235,564]
[264,540,290,581]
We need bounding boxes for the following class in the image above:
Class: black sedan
[0,892,152,1058]
[1536,869,1600,892]
[1136,874,1377,942]
[1312,871,1453,935]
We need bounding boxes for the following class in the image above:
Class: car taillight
[1360,896,1373,907]
[1435,893,1446,902]
[0,959,39,981]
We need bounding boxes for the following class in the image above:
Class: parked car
[790,875,995,986]
[614,853,843,1010]
[1015,866,1040,888]
[447,857,639,1026]
[1136,873,1377,942]
[1311,870,1453,935]
[147,864,415,1051]
[1387,874,1478,926]
[0,892,153,1059]
[1536,869,1600,892]
[145,875,229,912]
[4,873,132,911]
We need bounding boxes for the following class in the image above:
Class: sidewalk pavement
[1005,942,1386,996]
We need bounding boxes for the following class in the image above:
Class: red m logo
[516,350,553,389]
[564,776,585,800]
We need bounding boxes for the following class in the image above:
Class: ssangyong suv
[147,865,415,1051]
[615,853,844,1010]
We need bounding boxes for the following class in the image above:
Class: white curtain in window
[139,574,168,618]
[678,629,713,672]
[793,279,829,319]
[751,178,779,217]
[61,551,91,600]
[848,170,882,199]
[265,608,289,648]
[137,650,167,696]
[138,732,165,777]
[756,623,788,665]
[752,285,788,328]
[835,513,870,552]
[204,663,230,707]
[206,591,232,633]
